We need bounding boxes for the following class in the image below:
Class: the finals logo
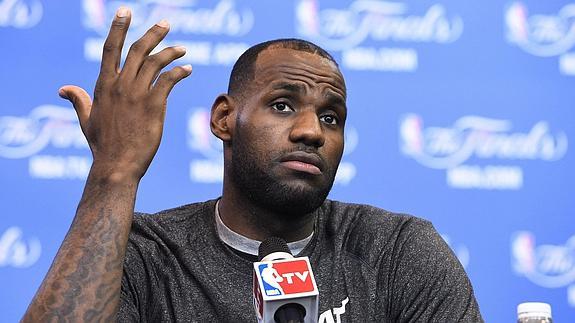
[0,105,90,179]
[295,0,463,72]
[399,114,567,190]
[82,0,253,66]
[505,2,575,75]
[512,232,575,307]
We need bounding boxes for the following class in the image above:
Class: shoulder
[320,200,439,268]
[132,199,216,232]
[321,200,434,245]
[127,199,217,251]
[323,200,428,227]
[122,199,218,277]
[319,201,482,321]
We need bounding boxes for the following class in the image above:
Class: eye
[320,114,339,125]
[271,102,294,113]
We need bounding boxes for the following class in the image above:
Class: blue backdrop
[1,1,574,322]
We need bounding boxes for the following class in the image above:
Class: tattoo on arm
[23,180,136,322]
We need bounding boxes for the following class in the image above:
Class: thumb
[58,85,92,126]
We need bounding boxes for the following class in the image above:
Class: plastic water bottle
[517,302,552,323]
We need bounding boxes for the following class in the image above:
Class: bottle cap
[517,302,552,318]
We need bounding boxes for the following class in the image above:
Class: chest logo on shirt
[319,297,349,323]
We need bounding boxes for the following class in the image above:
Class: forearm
[22,166,139,322]
[23,6,190,321]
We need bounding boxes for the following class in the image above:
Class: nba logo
[255,258,317,297]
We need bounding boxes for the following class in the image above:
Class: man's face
[230,47,347,216]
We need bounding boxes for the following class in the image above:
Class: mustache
[282,145,320,155]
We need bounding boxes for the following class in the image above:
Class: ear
[210,94,236,142]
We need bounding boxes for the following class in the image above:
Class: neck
[218,185,317,243]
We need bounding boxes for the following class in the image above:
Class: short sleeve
[118,274,140,322]
[387,219,483,322]
[116,240,146,322]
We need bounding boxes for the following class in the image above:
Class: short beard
[230,128,337,217]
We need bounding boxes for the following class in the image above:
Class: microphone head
[258,237,292,261]
[274,303,306,323]
[253,238,318,323]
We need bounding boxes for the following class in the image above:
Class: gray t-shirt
[118,199,483,322]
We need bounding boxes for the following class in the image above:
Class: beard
[230,127,339,216]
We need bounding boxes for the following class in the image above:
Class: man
[23,7,482,322]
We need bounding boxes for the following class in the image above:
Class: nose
[288,110,325,147]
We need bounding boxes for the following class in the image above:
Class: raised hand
[60,6,191,180]
[23,7,190,322]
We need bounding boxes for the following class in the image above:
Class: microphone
[253,237,319,323]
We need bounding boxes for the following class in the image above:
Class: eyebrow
[324,92,346,109]
[270,82,306,94]
[270,82,345,102]
[269,81,347,113]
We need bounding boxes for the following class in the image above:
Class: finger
[58,85,93,129]
[151,65,192,104]
[121,20,170,80]
[137,46,186,88]
[100,7,132,78]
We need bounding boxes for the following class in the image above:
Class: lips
[279,151,325,175]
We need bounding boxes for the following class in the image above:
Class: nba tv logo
[257,259,315,297]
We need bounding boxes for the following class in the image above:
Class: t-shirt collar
[214,199,313,257]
